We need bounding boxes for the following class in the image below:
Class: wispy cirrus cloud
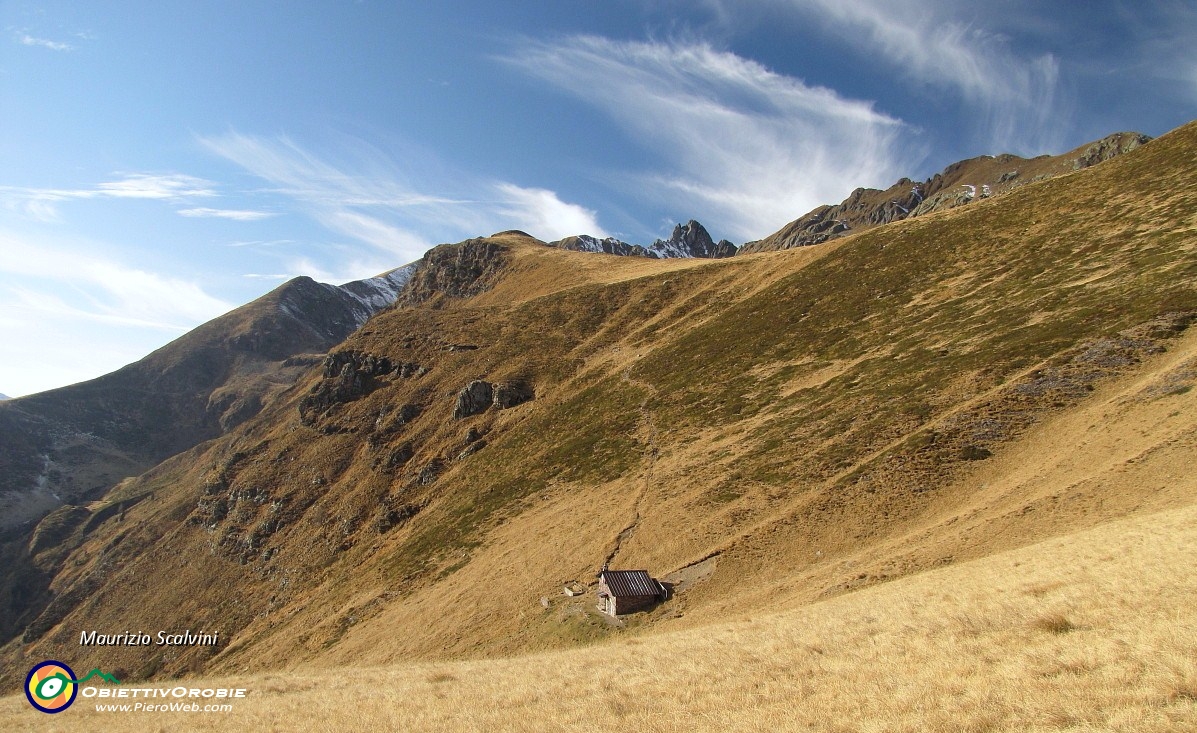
[1,173,220,221]
[17,33,73,51]
[765,0,1067,154]
[177,207,277,221]
[0,227,239,395]
[2,173,217,203]
[199,132,609,267]
[92,173,218,200]
[502,36,912,240]
[0,230,234,330]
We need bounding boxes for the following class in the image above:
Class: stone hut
[596,569,665,617]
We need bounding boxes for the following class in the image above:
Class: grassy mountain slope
[3,121,1195,694]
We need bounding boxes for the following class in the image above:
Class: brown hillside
[2,120,1195,691]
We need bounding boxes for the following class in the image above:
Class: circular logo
[25,660,78,714]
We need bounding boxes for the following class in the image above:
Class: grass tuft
[1033,612,1078,634]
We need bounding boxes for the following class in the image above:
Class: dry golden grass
[5,499,1196,732]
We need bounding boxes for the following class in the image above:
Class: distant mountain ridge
[0,263,417,532]
[740,131,1151,253]
[551,219,738,259]
[548,133,1150,260]
[0,262,420,648]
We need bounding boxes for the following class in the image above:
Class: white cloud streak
[18,33,73,51]
[199,132,608,267]
[1,174,219,223]
[503,36,913,240]
[177,207,277,221]
[0,230,234,331]
[93,173,217,199]
[773,0,1067,154]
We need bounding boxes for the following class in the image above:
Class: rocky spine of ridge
[553,235,656,258]
[550,220,737,260]
[741,131,1152,254]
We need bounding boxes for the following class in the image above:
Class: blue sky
[1,1,1194,397]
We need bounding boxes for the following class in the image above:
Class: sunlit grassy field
[6,498,1195,732]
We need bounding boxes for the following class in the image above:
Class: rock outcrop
[452,379,535,419]
[1072,132,1152,170]
[399,240,510,305]
[453,380,495,420]
[493,381,534,409]
[299,351,398,425]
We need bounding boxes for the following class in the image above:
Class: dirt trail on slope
[603,362,661,568]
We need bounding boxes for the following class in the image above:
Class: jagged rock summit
[651,220,738,258]
[550,219,737,260]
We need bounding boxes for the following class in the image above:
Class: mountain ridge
[550,219,737,259]
[739,131,1151,253]
[543,131,1149,259]
[0,265,417,647]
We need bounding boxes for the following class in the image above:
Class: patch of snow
[571,235,606,253]
[648,239,694,258]
[337,262,419,325]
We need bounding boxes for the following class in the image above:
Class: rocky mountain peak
[549,221,737,260]
[651,220,737,258]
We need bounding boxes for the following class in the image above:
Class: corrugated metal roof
[600,570,659,598]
